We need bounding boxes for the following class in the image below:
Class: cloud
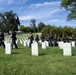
[7,0,14,4]
[51,19,59,22]
[7,0,28,5]
[0,0,28,6]
[20,15,33,20]
[31,1,61,7]
[0,0,28,14]
[18,1,62,21]
[19,1,61,20]
[19,8,61,21]
[1,0,71,27]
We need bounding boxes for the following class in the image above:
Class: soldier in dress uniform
[71,34,75,41]
[0,29,5,48]
[71,34,76,46]
[57,34,61,41]
[35,34,39,43]
[53,34,58,46]
[62,34,66,43]
[40,33,45,42]
[45,34,49,42]
[66,35,69,42]
[49,32,53,46]
[11,29,18,49]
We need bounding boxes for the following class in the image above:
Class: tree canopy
[30,19,37,32]
[61,0,76,20]
[0,11,20,33]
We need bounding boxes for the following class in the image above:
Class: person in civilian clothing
[28,32,34,47]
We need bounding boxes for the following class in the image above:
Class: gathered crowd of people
[0,28,76,48]
[28,31,76,47]
[40,32,76,46]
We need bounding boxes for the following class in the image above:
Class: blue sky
[0,0,76,27]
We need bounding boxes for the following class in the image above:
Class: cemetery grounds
[0,33,76,75]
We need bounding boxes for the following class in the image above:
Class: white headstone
[25,40,29,48]
[20,39,22,44]
[26,42,29,48]
[71,41,75,47]
[5,43,11,54]
[9,38,12,43]
[31,42,38,56]
[4,41,7,45]
[16,39,18,44]
[33,40,35,43]
[58,41,64,49]
[23,41,27,46]
[39,40,42,44]
[27,40,30,47]
[63,43,72,56]
[42,41,46,49]
[45,41,49,47]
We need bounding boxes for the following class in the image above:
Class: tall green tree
[20,25,25,32]
[25,26,32,33]
[41,25,51,35]
[4,11,18,32]
[38,22,46,32]
[30,19,37,32]
[62,26,73,36]
[61,0,76,20]
[0,12,6,31]
[0,11,20,33]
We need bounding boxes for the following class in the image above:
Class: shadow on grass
[71,47,76,56]
[12,52,20,54]
[39,53,46,56]
[72,54,76,56]
[12,47,24,50]
[18,47,24,49]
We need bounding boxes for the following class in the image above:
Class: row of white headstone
[58,41,75,49]
[4,39,48,55]
[20,38,49,48]
[4,38,75,56]
[58,41,75,56]
[31,41,76,56]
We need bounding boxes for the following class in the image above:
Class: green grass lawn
[0,34,76,75]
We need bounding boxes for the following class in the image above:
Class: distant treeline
[20,24,76,36]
